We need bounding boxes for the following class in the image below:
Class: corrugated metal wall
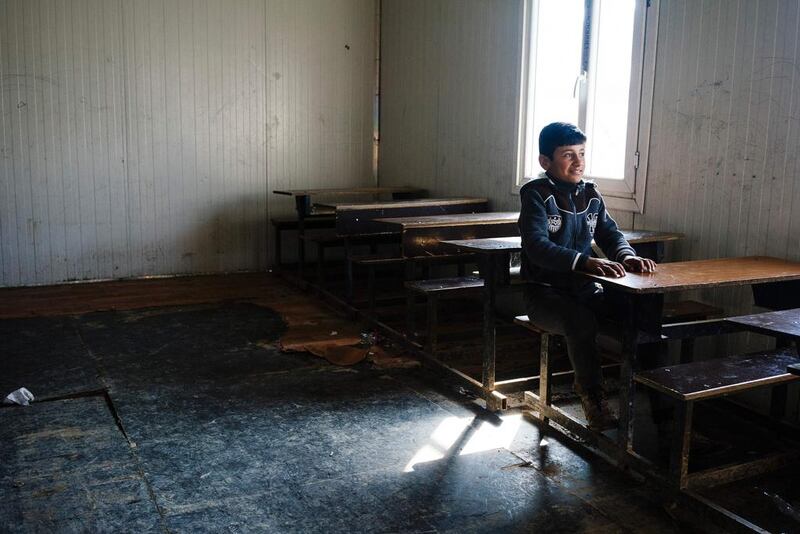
[379,0,526,213]
[0,0,375,287]
[640,0,800,317]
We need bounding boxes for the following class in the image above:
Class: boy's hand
[622,255,657,273]
[583,257,626,278]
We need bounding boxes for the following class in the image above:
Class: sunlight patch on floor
[403,414,523,472]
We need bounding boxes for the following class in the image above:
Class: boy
[518,122,656,431]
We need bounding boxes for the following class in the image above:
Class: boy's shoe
[577,388,618,432]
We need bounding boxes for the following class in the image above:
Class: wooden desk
[375,212,519,258]
[272,186,426,278]
[320,197,489,237]
[439,230,684,411]
[584,256,800,453]
[320,197,488,301]
[274,186,427,217]
[441,229,683,263]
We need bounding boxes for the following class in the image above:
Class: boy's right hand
[583,257,626,278]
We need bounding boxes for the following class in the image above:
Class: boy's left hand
[622,255,657,273]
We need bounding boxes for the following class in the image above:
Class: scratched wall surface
[638,0,800,317]
[0,0,375,287]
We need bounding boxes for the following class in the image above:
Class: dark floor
[0,291,687,533]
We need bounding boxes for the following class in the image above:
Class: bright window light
[524,0,584,176]
[521,0,647,187]
[585,0,637,180]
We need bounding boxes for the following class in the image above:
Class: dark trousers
[524,284,605,392]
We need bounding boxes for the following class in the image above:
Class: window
[515,0,659,212]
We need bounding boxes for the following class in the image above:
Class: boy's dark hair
[539,122,587,159]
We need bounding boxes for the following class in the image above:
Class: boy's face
[539,144,586,184]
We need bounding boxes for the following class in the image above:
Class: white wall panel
[639,0,800,328]
[118,0,269,278]
[0,0,375,286]
[0,0,128,285]
[265,0,376,261]
[379,0,525,213]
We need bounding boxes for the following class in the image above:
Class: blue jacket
[518,173,635,294]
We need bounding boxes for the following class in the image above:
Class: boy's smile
[539,143,586,184]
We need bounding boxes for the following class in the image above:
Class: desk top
[273,186,425,197]
[587,256,800,294]
[319,197,488,211]
[726,308,800,338]
[375,211,519,229]
[441,229,680,254]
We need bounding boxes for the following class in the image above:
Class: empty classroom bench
[635,348,800,490]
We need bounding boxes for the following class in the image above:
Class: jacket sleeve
[518,185,589,272]
[593,194,636,262]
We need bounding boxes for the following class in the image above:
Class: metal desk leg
[539,333,552,425]
[295,195,311,280]
[669,400,694,489]
[618,335,637,452]
[345,239,354,303]
[405,261,417,340]
[617,293,641,453]
[481,255,506,411]
[426,294,438,356]
[616,292,663,452]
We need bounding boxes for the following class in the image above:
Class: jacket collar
[544,172,585,194]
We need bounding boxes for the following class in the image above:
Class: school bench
[513,300,722,425]
[634,348,800,489]
[319,198,489,302]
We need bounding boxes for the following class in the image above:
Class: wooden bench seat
[514,315,560,425]
[352,254,405,267]
[405,276,483,354]
[270,216,334,266]
[515,301,724,430]
[634,348,800,489]
[635,349,800,401]
[349,254,406,312]
[405,276,484,294]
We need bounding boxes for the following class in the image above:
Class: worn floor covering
[0,278,683,533]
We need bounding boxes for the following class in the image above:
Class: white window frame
[512,0,660,213]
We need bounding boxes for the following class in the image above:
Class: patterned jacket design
[517,174,635,293]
